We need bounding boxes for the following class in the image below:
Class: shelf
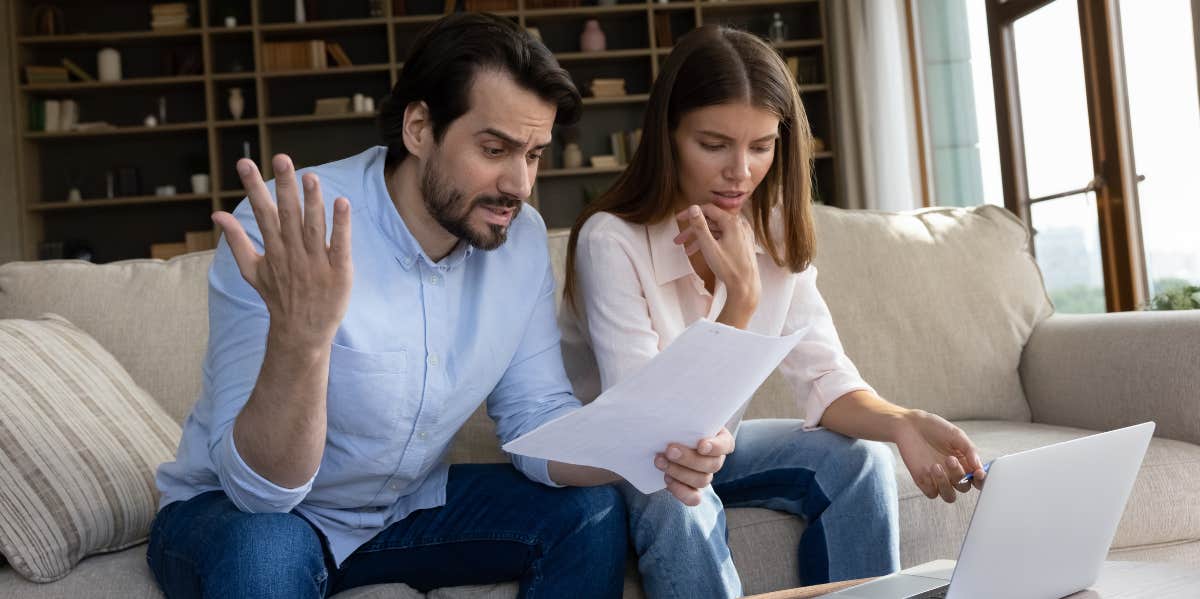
[261,64,391,79]
[212,72,256,81]
[555,48,653,62]
[24,122,208,139]
[797,83,828,93]
[265,112,377,125]
[391,14,451,25]
[259,17,389,33]
[18,28,203,45]
[214,119,261,128]
[582,94,650,105]
[814,151,833,159]
[207,25,255,35]
[700,0,820,8]
[650,2,700,11]
[539,165,627,178]
[29,193,211,212]
[22,75,206,92]
[524,4,650,18]
[219,190,247,199]
[773,39,825,50]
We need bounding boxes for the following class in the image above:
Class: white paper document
[503,319,805,494]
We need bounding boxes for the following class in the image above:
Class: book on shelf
[150,2,189,30]
[654,13,674,48]
[590,77,627,98]
[263,40,327,72]
[150,242,189,261]
[326,42,353,67]
[314,97,351,115]
[590,155,619,168]
[61,58,94,82]
[608,127,642,165]
[24,65,69,84]
[185,230,217,253]
[610,131,627,165]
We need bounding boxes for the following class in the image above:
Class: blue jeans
[621,419,901,599]
[147,464,627,598]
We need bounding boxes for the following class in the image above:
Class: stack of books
[607,128,643,166]
[150,3,189,30]
[263,40,328,72]
[590,78,627,98]
[24,66,69,85]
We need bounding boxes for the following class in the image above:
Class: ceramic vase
[228,88,245,119]
[580,19,606,53]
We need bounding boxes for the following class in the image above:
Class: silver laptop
[826,421,1155,599]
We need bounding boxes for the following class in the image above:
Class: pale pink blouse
[558,211,875,429]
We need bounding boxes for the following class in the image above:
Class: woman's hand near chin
[674,203,761,328]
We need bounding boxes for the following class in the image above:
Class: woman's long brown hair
[562,25,816,303]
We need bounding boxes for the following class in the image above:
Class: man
[148,13,735,598]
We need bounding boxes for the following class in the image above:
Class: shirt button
[418,431,428,440]
[429,275,439,285]
[428,354,439,367]
[390,481,401,491]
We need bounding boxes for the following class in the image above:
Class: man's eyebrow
[478,128,551,151]
[697,130,780,143]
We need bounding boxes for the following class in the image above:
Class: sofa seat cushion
[0,315,181,582]
[895,420,1200,567]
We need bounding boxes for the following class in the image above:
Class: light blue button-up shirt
[155,146,581,565]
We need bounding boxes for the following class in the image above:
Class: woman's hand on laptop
[894,410,987,503]
[655,427,736,506]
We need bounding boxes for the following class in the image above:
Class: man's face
[420,70,556,250]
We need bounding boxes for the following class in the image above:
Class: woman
[557,25,987,598]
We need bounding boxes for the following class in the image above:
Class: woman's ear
[402,101,433,160]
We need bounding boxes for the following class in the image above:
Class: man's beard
[420,157,522,251]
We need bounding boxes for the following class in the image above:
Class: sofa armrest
[1020,311,1200,446]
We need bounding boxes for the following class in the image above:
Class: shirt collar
[364,146,476,271]
[646,215,766,287]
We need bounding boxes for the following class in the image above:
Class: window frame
[986,0,1149,312]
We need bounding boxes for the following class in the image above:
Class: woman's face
[672,102,780,215]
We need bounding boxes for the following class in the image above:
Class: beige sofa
[1,204,1197,598]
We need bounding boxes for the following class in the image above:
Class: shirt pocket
[326,343,408,440]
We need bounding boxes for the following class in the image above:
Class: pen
[958,461,992,485]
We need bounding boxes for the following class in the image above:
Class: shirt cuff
[216,430,316,513]
[801,372,877,431]
[512,454,564,488]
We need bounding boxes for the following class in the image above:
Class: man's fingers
[917,473,938,499]
[212,212,260,285]
[328,197,352,271]
[665,475,702,507]
[301,173,327,257]
[271,154,305,260]
[236,158,282,255]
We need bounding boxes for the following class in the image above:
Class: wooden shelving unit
[9,0,840,262]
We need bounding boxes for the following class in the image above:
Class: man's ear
[402,101,433,160]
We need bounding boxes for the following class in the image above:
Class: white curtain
[829,0,924,211]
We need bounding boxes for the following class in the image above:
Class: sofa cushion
[0,315,181,582]
[0,252,213,424]
[802,205,1054,423]
[893,420,1200,567]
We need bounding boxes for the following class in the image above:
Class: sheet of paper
[503,319,805,494]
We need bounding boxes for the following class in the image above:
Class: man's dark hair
[378,13,582,170]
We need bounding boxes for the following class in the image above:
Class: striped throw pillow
[0,314,181,582]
